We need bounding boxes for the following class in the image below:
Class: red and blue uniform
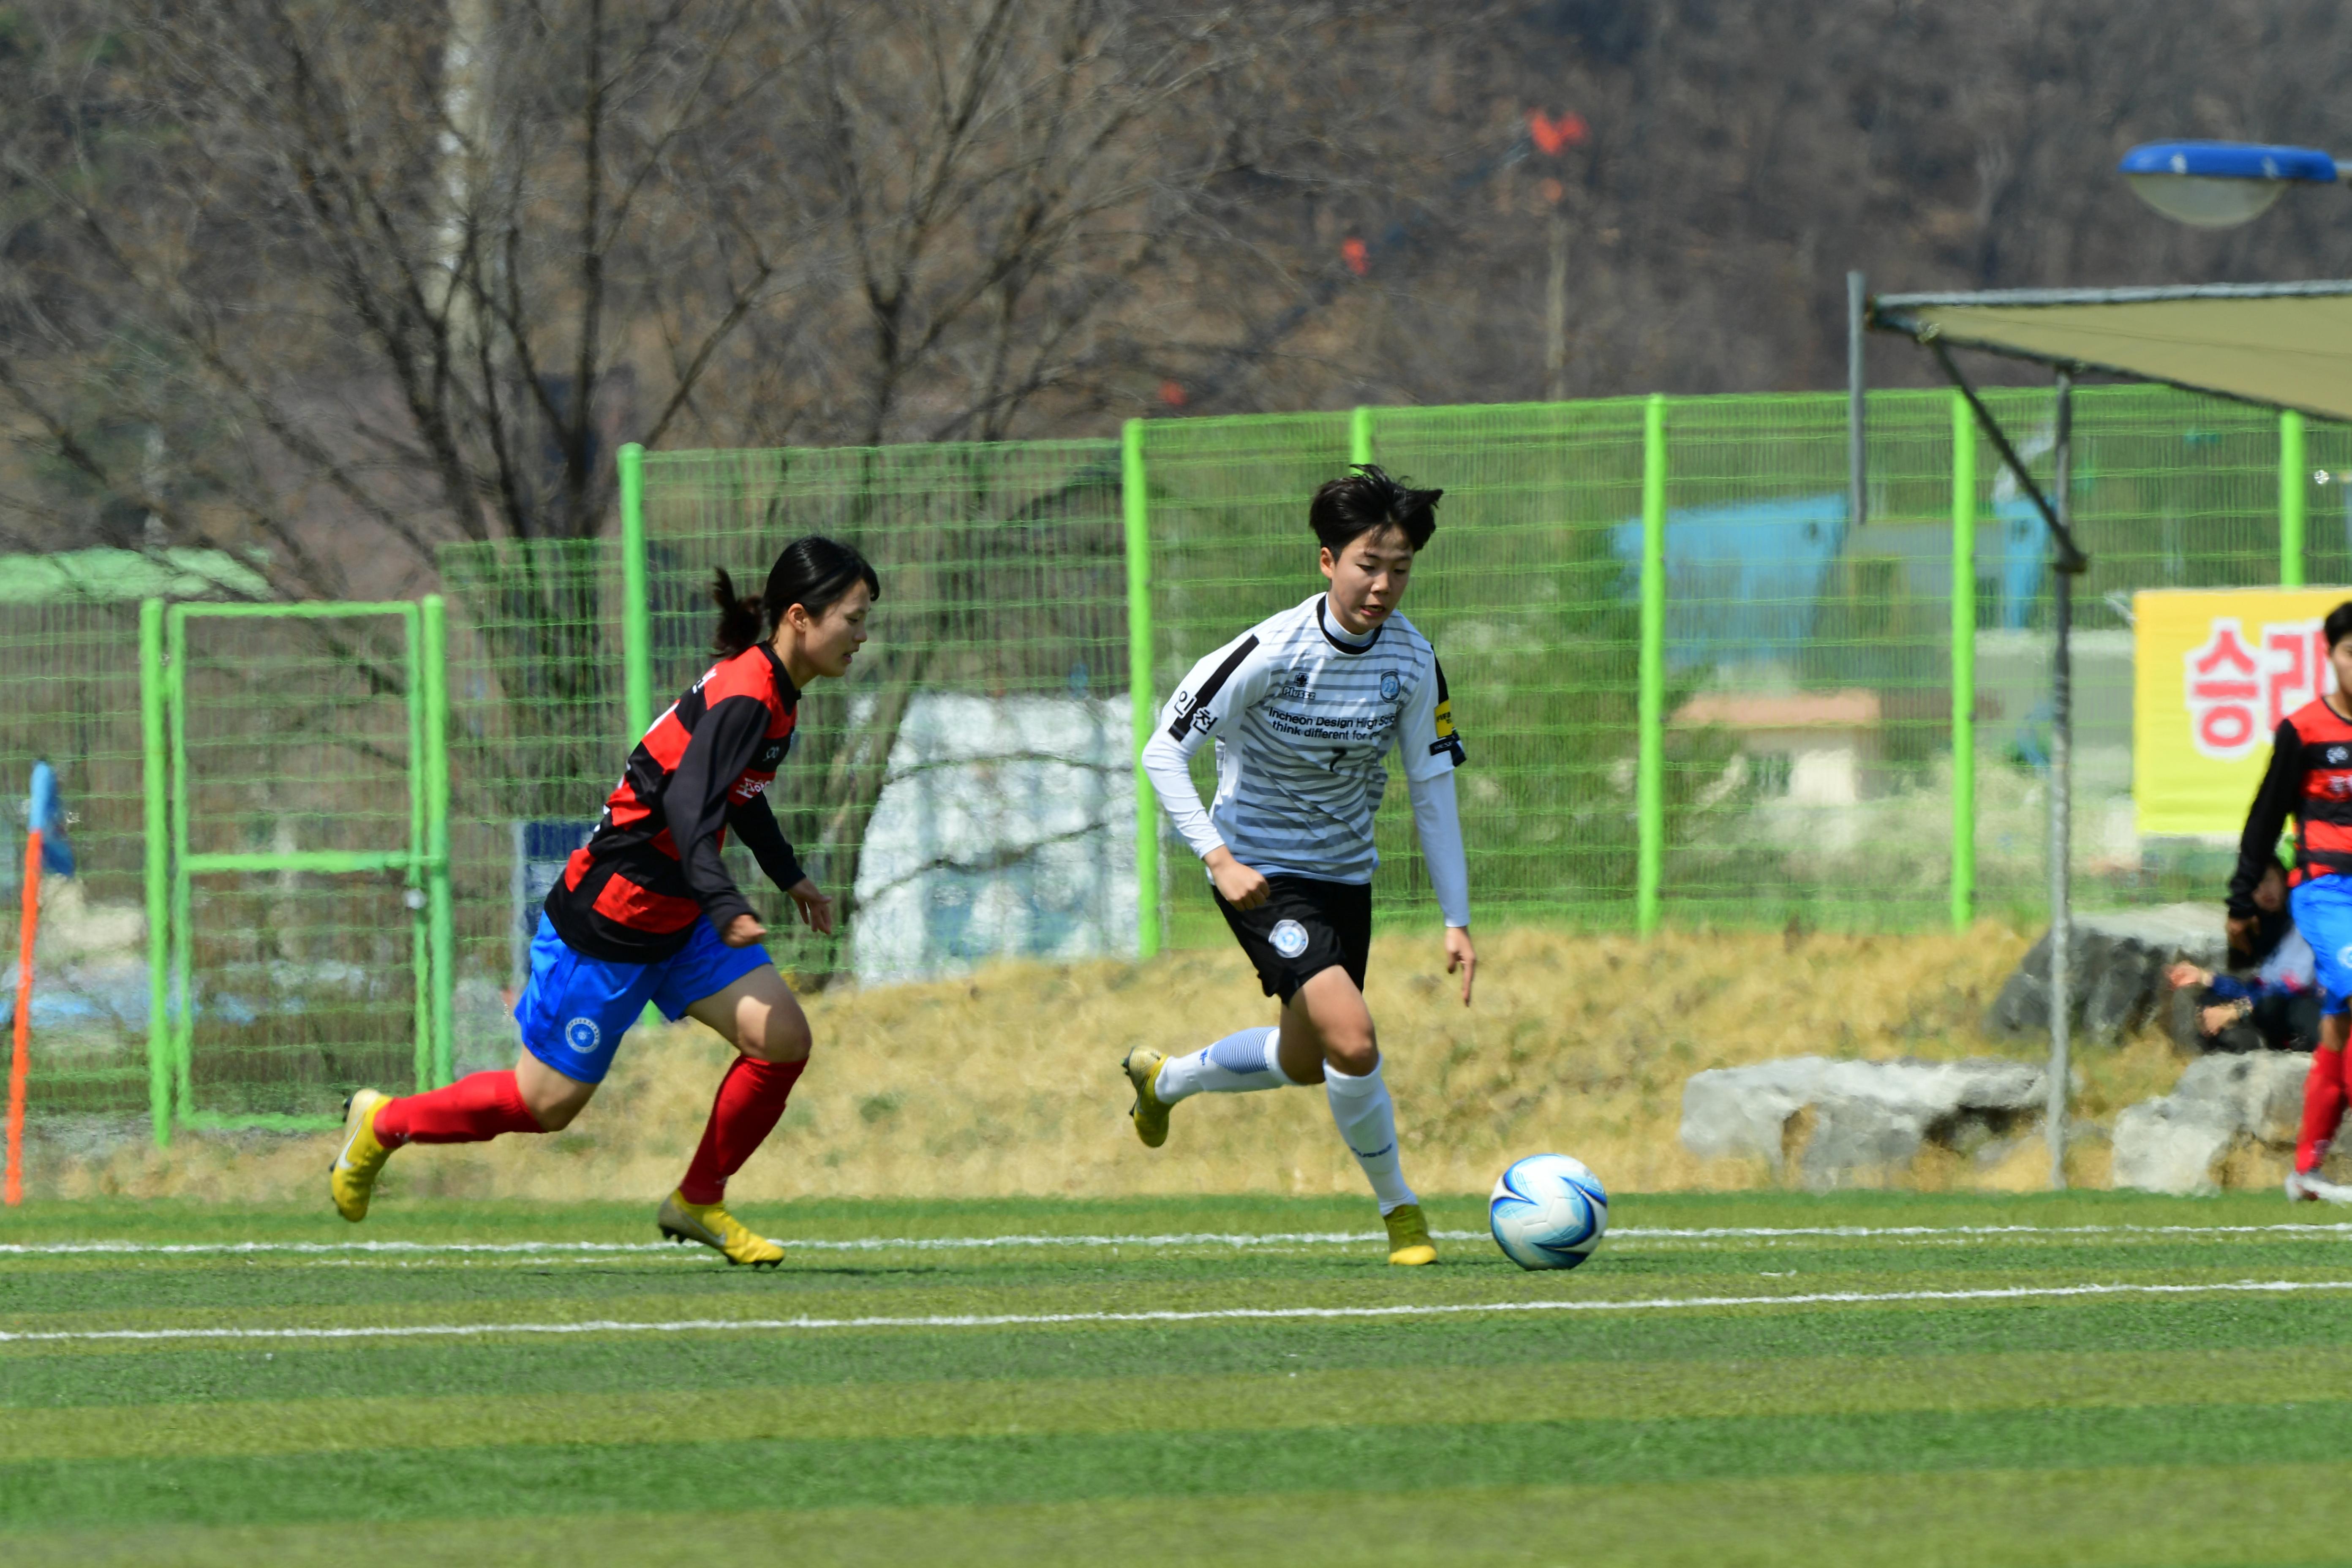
[517,644,807,1082]
[2233,695,2352,1016]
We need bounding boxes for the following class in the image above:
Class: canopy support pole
[1915,330,2088,1193]
[1848,270,1868,531]
[2047,370,2075,1190]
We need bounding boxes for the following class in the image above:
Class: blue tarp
[1610,494,2045,670]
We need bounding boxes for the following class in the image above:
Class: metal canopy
[1870,280,2352,422]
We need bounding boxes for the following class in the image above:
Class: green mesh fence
[1965,384,2308,920]
[636,443,1132,985]
[1138,412,1353,945]
[1359,401,1651,928]
[8,386,2351,1140]
[0,595,150,1116]
[1655,391,1956,928]
[168,606,424,1122]
[438,539,623,1073]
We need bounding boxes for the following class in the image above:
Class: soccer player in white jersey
[1124,465,1472,1266]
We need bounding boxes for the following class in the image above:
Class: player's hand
[787,877,836,936]
[1206,847,1270,911]
[2166,960,2211,990]
[2226,913,2259,955]
[1443,926,1476,1006]
[721,913,768,947]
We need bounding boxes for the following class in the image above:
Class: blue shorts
[514,914,773,1083]
[2291,877,2352,1018]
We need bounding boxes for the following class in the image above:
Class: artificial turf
[6,1189,2352,1565]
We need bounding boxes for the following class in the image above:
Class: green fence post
[2282,411,2308,588]
[139,599,170,1147]
[1636,394,1667,936]
[1349,406,1372,468]
[164,606,193,1120]
[618,442,653,741]
[399,604,430,1094]
[1123,419,1161,960]
[1951,392,1977,931]
[421,595,454,1086]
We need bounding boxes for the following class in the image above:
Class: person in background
[2169,860,2318,1052]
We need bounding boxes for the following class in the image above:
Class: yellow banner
[2134,587,2352,836]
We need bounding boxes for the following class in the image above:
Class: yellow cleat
[658,1190,785,1268]
[1384,1203,1438,1266]
[330,1089,395,1223]
[1122,1046,1172,1149]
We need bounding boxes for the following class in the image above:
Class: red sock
[2297,1049,2347,1173]
[678,1056,805,1205]
[374,1071,544,1147]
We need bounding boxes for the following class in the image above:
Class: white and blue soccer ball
[1489,1153,1608,1271]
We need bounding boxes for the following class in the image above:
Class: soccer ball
[1488,1153,1608,1271]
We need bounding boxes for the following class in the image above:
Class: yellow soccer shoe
[1122,1046,1173,1149]
[330,1089,395,1223]
[658,1190,785,1268]
[1383,1203,1438,1266]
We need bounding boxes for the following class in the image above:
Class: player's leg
[1124,878,1332,1146]
[654,925,808,1266]
[1154,1024,1292,1100]
[331,918,636,1222]
[1279,964,1435,1264]
[2287,879,2352,1201]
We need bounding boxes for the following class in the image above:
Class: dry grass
[46,922,2205,1205]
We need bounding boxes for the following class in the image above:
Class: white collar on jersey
[1315,594,1383,654]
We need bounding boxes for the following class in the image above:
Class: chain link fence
[0,384,2329,1132]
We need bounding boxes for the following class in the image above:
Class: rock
[1681,1055,2047,1190]
[2110,1052,2309,1195]
[1987,904,2229,1045]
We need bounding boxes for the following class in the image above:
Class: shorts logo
[1270,919,1310,959]
[1380,672,1400,701]
[2339,945,2352,972]
[564,1017,602,1054]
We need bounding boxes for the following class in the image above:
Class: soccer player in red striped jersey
[2231,600,2352,1202]
[330,537,879,1263]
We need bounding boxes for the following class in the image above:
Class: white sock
[1323,1057,1417,1214]
[1154,1026,1292,1102]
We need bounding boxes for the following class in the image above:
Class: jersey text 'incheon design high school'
[546,643,808,962]
[1143,593,1468,923]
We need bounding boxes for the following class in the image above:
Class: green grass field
[7,1189,2352,1565]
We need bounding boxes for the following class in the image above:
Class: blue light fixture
[2119,141,2341,227]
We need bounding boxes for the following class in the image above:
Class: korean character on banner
[2262,618,2332,729]
[2186,617,2262,760]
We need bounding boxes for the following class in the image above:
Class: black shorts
[1215,875,1372,1004]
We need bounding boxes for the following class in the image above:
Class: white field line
[9,1221,2352,1260]
[8,1277,2352,1345]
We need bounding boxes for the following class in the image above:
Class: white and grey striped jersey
[1141,592,1469,923]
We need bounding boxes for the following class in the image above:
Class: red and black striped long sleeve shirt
[544,644,806,962]
[2232,695,2352,917]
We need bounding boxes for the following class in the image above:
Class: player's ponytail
[709,535,882,658]
[709,568,765,657]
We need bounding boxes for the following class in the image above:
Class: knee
[743,1008,812,1064]
[1321,1027,1379,1079]
[522,1085,588,1131]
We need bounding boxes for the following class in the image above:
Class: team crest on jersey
[2331,746,2349,765]
[1269,919,1310,958]
[1380,671,1400,701]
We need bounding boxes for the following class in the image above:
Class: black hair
[1308,464,1443,555]
[2327,601,2352,650]
[710,534,881,658]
